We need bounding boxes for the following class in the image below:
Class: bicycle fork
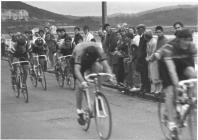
[95,95,108,118]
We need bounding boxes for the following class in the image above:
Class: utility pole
[102,1,107,30]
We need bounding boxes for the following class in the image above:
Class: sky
[24,0,198,17]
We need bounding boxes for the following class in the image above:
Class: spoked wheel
[11,76,18,96]
[158,98,172,140]
[81,91,91,131]
[55,66,64,88]
[29,69,37,88]
[187,104,197,140]
[21,85,28,103]
[94,92,112,140]
[39,66,47,90]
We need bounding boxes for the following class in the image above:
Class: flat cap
[136,24,146,29]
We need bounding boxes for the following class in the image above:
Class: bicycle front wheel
[81,90,91,131]
[94,92,112,140]
[66,73,75,90]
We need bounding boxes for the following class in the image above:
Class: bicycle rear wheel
[55,66,64,88]
[81,90,91,131]
[94,92,112,140]
[21,85,28,103]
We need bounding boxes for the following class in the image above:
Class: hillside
[107,5,198,26]
[1,1,198,34]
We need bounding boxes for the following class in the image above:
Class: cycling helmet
[16,34,26,45]
[35,38,44,46]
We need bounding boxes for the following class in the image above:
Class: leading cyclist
[151,29,197,139]
[72,42,116,125]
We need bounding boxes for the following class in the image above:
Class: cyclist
[72,42,116,125]
[8,34,31,88]
[54,28,73,70]
[151,29,197,138]
[30,37,48,73]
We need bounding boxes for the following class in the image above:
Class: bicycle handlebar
[179,78,197,87]
[58,55,72,61]
[11,61,30,66]
[84,73,113,83]
[33,55,47,60]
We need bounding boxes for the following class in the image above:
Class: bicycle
[30,54,47,90]
[80,73,113,140]
[158,78,197,140]
[55,55,75,89]
[11,60,30,103]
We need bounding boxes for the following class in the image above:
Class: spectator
[155,26,169,50]
[39,29,45,39]
[83,25,94,42]
[144,30,161,95]
[103,23,117,66]
[1,38,9,57]
[113,31,125,84]
[73,26,83,46]
[45,32,58,69]
[173,21,184,33]
[98,25,106,43]
[136,24,150,94]
[44,26,50,34]
[128,26,136,35]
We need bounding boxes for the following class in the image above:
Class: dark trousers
[140,63,150,92]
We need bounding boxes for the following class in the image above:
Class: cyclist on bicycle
[54,28,73,70]
[30,37,48,72]
[72,42,116,125]
[8,34,31,88]
[151,29,197,138]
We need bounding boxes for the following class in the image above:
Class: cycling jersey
[72,42,106,74]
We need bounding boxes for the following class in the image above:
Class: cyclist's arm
[164,57,179,87]
[74,64,85,83]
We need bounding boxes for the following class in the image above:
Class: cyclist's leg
[164,85,177,130]
[11,57,18,84]
[22,64,29,86]
[76,78,86,125]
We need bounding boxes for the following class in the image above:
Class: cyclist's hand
[109,74,117,85]
[80,81,88,89]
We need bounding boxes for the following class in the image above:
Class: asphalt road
[1,60,195,140]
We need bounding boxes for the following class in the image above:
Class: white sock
[77,109,83,114]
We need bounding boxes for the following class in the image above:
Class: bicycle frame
[11,61,30,88]
[33,55,47,70]
[84,73,112,117]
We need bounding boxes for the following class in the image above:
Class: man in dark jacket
[103,23,117,67]
[136,24,150,94]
